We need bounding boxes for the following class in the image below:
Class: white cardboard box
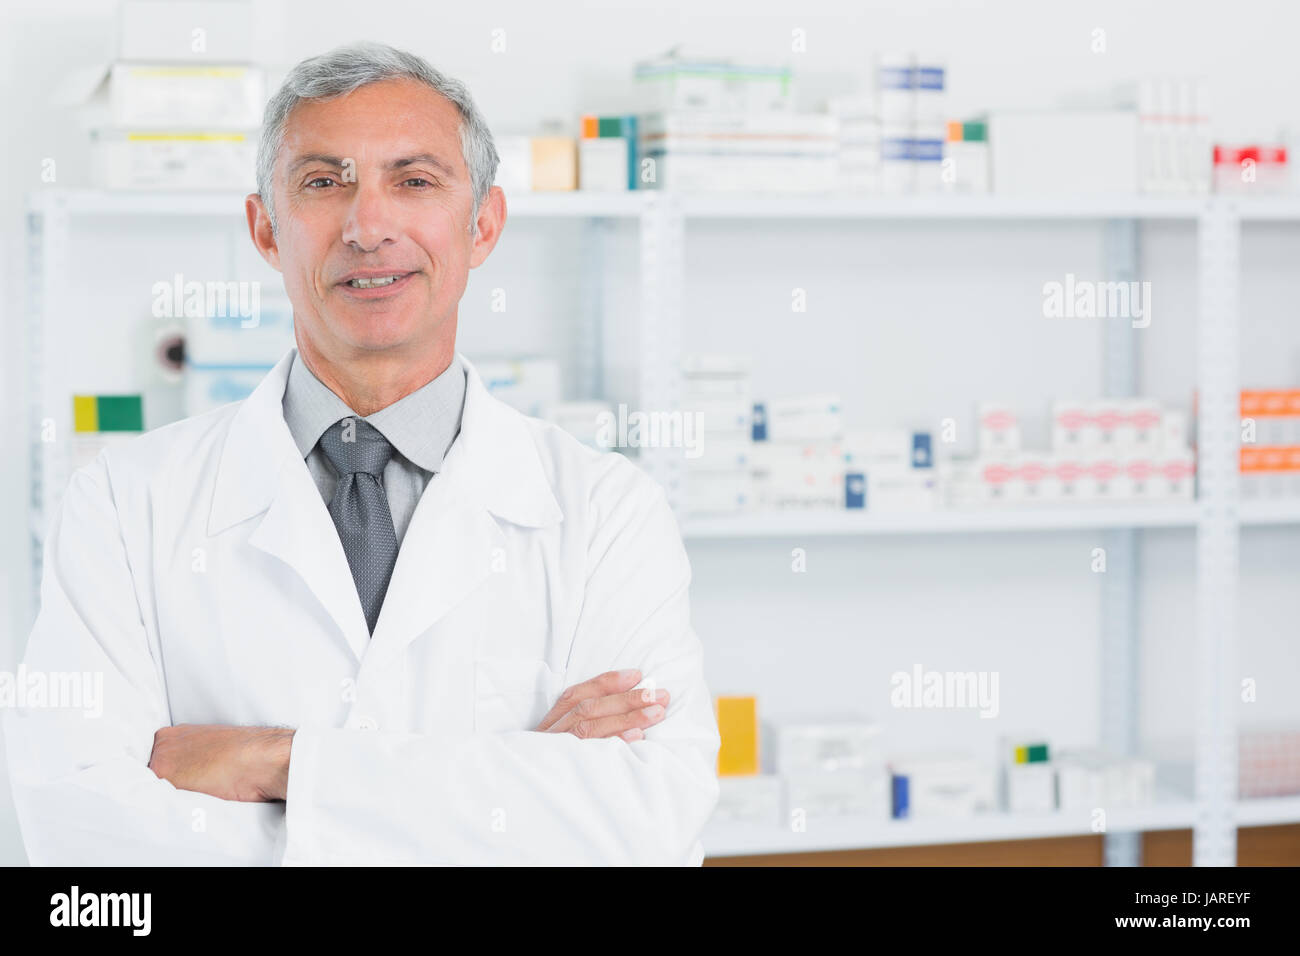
[110,63,264,128]
[989,111,1139,195]
[714,775,783,825]
[92,129,256,190]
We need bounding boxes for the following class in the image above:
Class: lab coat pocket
[473,657,566,733]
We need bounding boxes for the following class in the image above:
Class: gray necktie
[318,417,399,635]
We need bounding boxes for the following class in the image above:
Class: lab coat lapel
[208,348,371,663]
[364,353,564,666]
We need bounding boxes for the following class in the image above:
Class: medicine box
[109,63,264,128]
[714,775,783,825]
[890,755,995,819]
[92,129,256,191]
[767,718,883,775]
[716,696,759,776]
[786,768,890,820]
[989,111,1139,195]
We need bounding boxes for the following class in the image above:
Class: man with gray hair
[5,42,721,865]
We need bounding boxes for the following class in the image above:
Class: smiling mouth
[344,273,411,289]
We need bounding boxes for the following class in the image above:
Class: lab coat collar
[209,346,563,535]
[208,346,564,663]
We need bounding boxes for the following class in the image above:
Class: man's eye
[403,177,437,188]
[305,177,337,188]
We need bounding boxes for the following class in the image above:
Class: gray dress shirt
[280,349,467,547]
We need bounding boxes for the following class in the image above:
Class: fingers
[567,696,669,742]
[534,668,642,731]
[549,687,671,737]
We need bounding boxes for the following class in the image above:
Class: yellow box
[716,696,759,776]
[530,137,577,191]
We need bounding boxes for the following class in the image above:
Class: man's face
[250,78,498,360]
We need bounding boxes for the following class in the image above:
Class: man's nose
[341,180,398,252]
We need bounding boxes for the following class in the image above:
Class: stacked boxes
[92,1,262,190]
[842,428,936,512]
[945,398,1194,507]
[1001,738,1156,812]
[1054,750,1156,811]
[637,110,837,193]
[682,355,754,514]
[631,47,834,193]
[876,53,947,194]
[750,394,843,509]
[1051,398,1193,503]
[710,710,1166,828]
[770,717,890,821]
[1239,389,1300,498]
[713,696,783,826]
[830,94,881,193]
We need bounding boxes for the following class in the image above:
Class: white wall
[3,0,1299,864]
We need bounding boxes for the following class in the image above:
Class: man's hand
[534,668,669,742]
[148,725,294,802]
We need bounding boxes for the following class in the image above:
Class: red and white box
[1053,400,1097,450]
[1158,451,1196,501]
[1054,454,1097,502]
[977,403,1020,456]
[1213,144,1288,194]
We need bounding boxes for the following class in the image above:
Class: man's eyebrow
[287,153,348,175]
[284,152,457,178]
[388,154,457,178]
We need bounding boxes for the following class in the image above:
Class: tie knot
[318,417,395,478]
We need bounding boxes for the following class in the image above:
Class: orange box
[1240,389,1300,417]
[715,696,759,776]
[1240,446,1300,472]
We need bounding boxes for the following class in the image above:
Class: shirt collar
[281,348,467,474]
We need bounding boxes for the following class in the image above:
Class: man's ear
[246,193,281,271]
[468,185,507,269]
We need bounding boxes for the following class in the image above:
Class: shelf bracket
[1100,218,1142,867]
[1194,199,1241,867]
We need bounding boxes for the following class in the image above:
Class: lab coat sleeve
[2,456,283,865]
[282,472,721,865]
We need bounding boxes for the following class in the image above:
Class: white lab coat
[4,348,721,865]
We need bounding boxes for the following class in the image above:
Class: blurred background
[2,0,1299,866]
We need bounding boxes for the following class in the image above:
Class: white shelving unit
[704,795,1300,858]
[25,187,1300,865]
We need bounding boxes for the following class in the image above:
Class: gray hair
[256,42,499,239]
